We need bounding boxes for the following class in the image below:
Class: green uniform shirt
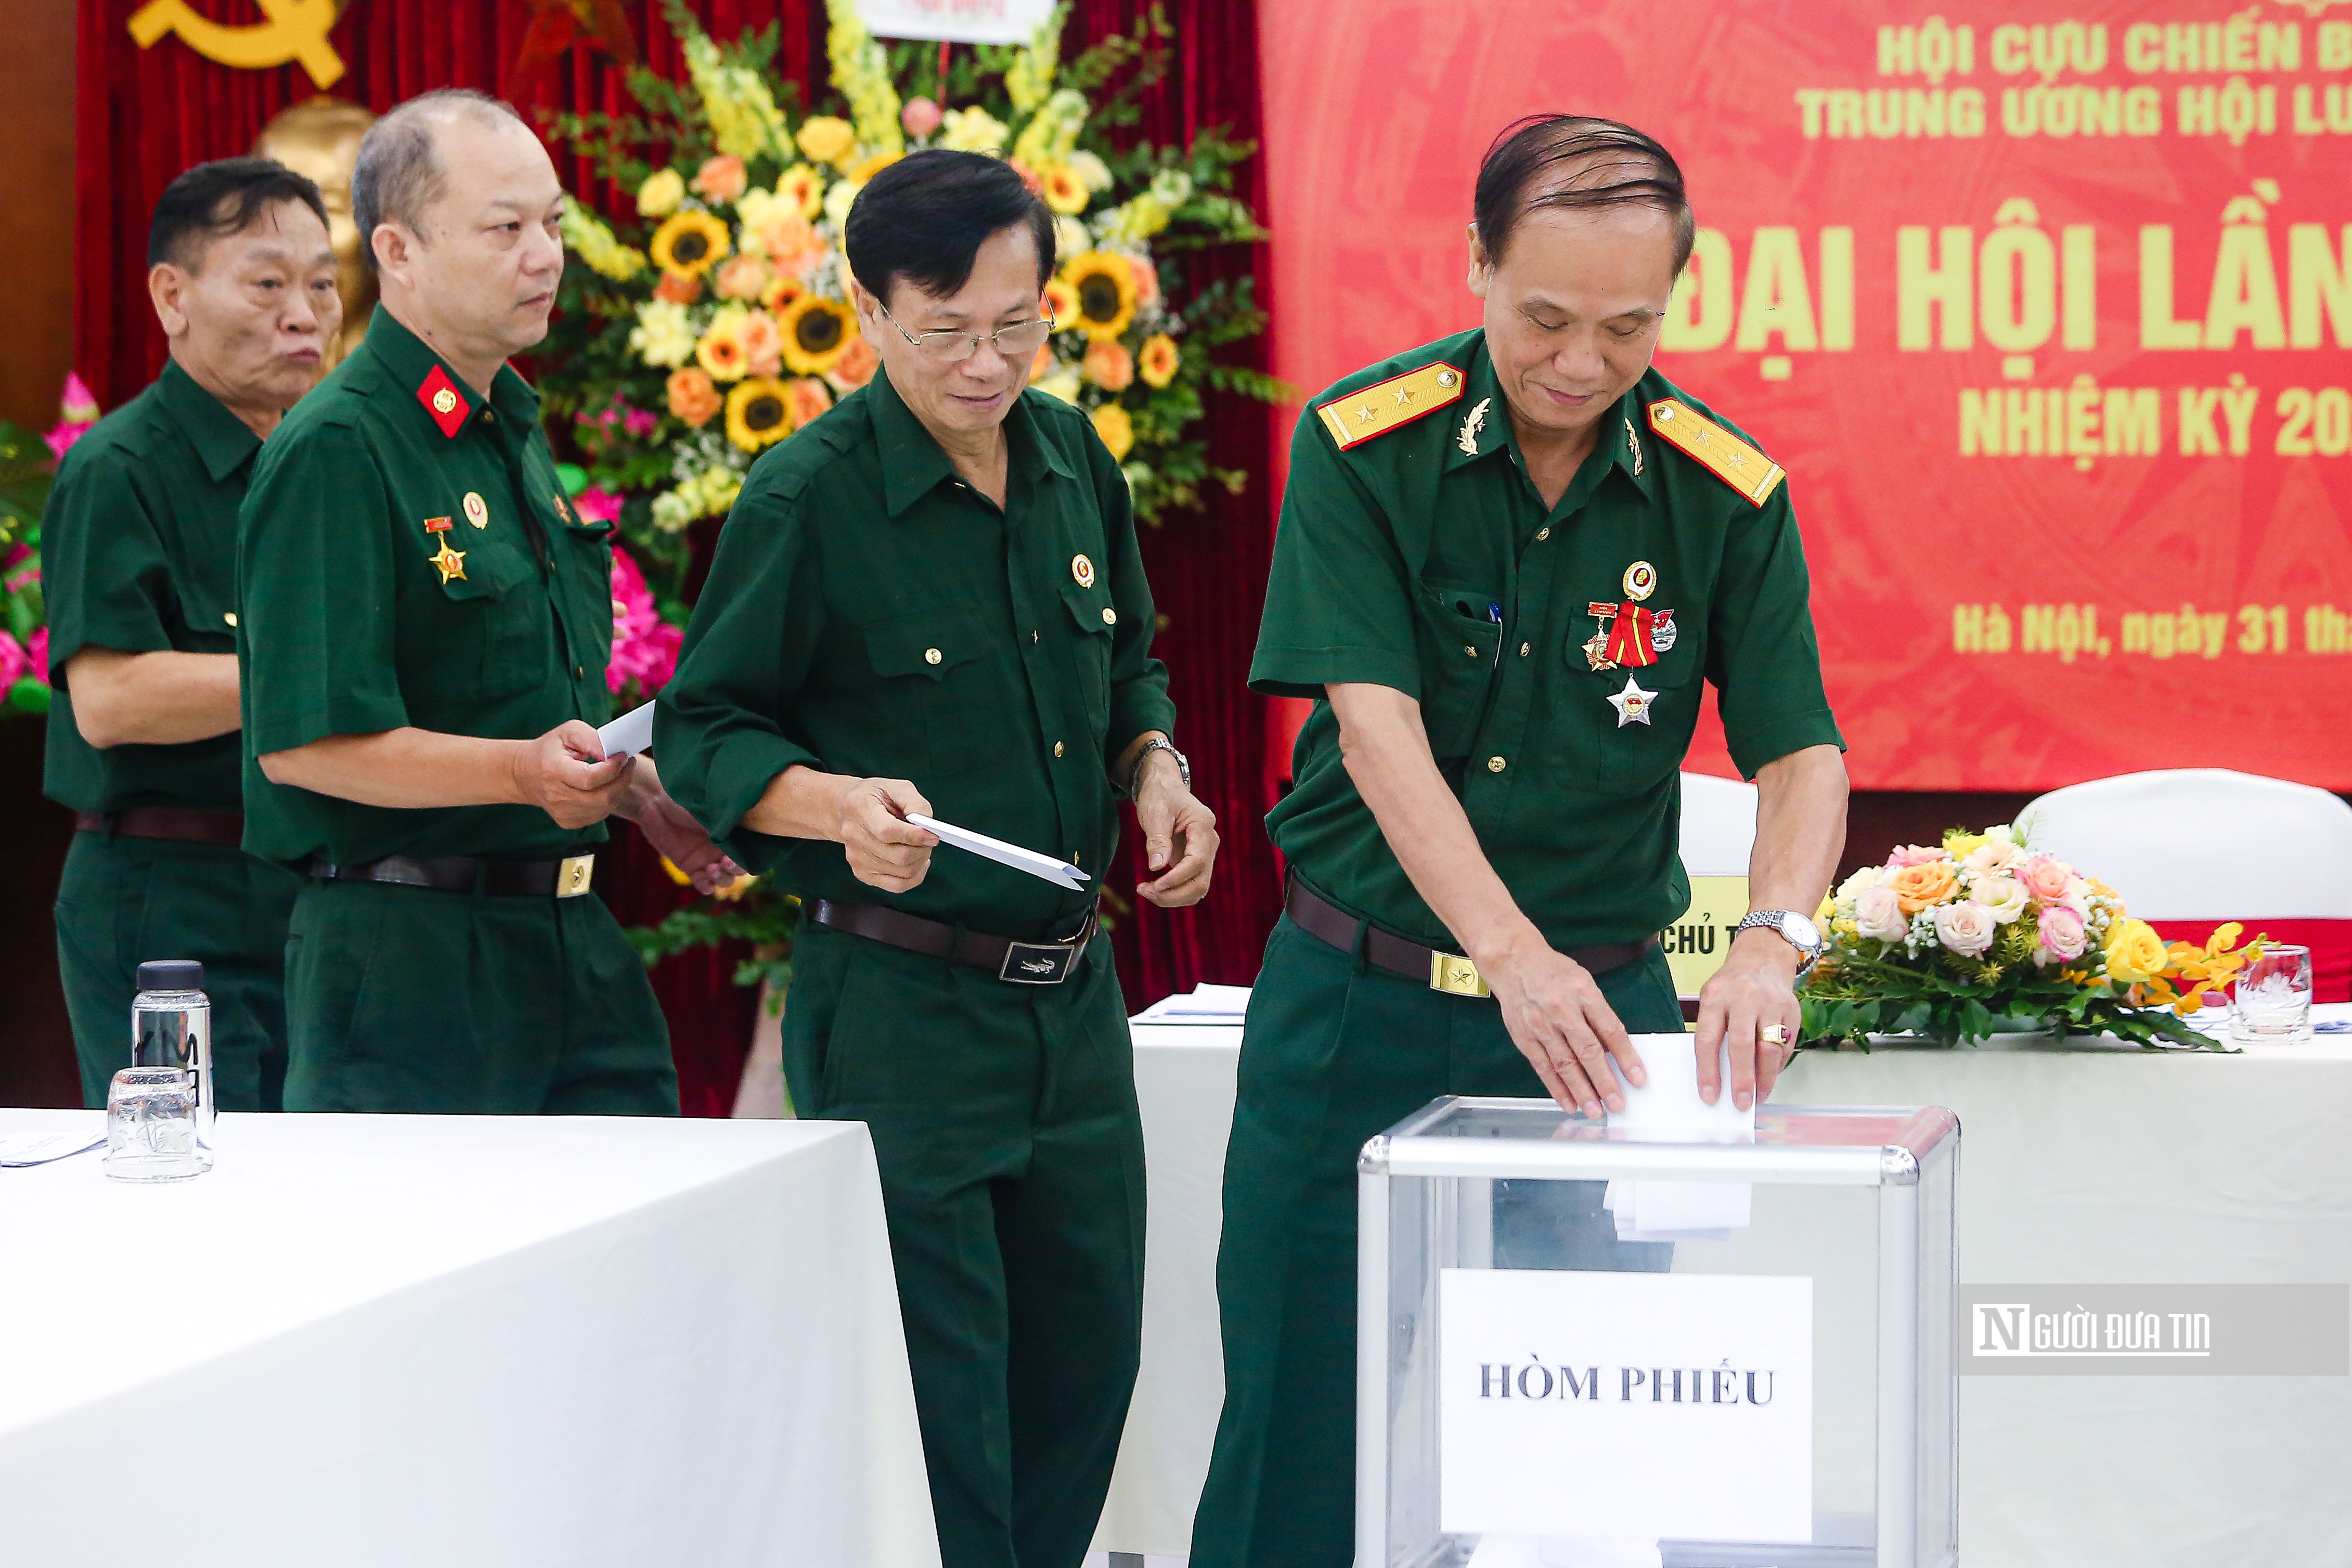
[1252,329,1843,952]
[654,367,1176,942]
[42,359,258,815]
[236,305,616,869]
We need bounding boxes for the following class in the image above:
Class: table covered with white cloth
[0,1109,939,1568]
[1096,1004,2352,1567]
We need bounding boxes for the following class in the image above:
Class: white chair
[1678,771,1759,878]
[2018,769,2352,921]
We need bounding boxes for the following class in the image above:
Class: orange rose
[654,270,704,305]
[691,154,747,204]
[828,335,879,390]
[715,254,773,302]
[1082,338,1134,392]
[1886,861,1960,914]
[759,216,826,277]
[787,376,834,427]
[666,368,722,427]
[739,310,784,378]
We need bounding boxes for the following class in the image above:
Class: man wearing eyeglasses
[655,147,1219,1568]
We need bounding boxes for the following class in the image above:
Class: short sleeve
[42,448,174,679]
[652,481,826,860]
[1247,410,1423,700]
[238,422,411,754]
[1705,482,1845,778]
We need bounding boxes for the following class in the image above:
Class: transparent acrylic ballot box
[1358,1098,1958,1568]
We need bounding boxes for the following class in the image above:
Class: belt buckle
[1429,950,1491,997]
[1000,940,1076,984]
[557,854,595,898]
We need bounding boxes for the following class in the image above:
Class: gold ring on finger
[1760,1024,1790,1046]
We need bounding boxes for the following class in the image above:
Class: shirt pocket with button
[433,541,552,699]
[863,607,1019,776]
[1058,581,1114,747]
[559,517,617,677]
[1418,577,1505,761]
[1567,622,1705,799]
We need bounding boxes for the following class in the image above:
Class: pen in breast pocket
[1488,602,1503,624]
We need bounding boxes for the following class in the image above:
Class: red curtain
[73,0,1283,1104]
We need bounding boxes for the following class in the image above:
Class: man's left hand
[618,755,745,895]
[1694,927,1804,1110]
[1134,751,1218,908]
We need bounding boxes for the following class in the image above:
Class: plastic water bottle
[133,960,214,1167]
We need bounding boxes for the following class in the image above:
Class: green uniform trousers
[1190,913,1686,1568]
[782,921,1145,1568]
[57,830,302,1111]
[281,876,677,1116]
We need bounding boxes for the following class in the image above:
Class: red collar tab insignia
[422,515,454,534]
[417,365,472,439]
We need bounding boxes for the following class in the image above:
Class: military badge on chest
[1583,559,1674,726]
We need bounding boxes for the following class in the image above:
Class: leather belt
[809,898,1098,984]
[74,807,244,847]
[310,853,597,898]
[1284,873,1656,998]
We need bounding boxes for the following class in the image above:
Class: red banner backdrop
[73,0,1280,1104]
[1260,0,2352,792]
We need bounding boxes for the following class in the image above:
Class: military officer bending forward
[1190,115,1852,1566]
[237,90,738,1115]
[656,149,1219,1568]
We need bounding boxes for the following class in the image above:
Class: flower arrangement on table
[541,0,1276,628]
[1800,823,2266,1050]
[0,373,100,718]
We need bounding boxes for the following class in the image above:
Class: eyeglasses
[877,300,1057,364]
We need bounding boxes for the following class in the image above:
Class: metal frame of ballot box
[1356,1098,1960,1568]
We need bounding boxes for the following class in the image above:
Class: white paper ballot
[1603,1033,1755,1241]
[0,1128,107,1168]
[596,699,657,758]
[906,813,1090,890]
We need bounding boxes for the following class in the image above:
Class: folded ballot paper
[1600,1033,1755,1244]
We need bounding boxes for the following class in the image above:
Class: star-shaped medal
[1607,675,1657,727]
[429,541,468,585]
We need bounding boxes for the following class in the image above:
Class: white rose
[1932,901,1997,956]
[1854,884,1908,943]
[1836,864,1882,904]
[1067,150,1114,191]
[1053,216,1091,266]
[1963,840,2023,881]
[1033,370,1082,405]
[1976,877,2028,924]
[822,177,864,229]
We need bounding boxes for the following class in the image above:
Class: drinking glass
[2231,944,2314,1044]
[102,1066,205,1182]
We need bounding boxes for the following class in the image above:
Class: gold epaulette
[1315,363,1466,451]
[1647,398,1785,506]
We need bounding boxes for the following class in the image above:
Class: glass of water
[2231,944,2314,1044]
[104,1066,205,1182]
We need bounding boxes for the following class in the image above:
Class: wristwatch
[1129,736,1190,795]
[1737,909,1824,978]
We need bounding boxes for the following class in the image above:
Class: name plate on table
[1664,876,1748,1002]
[1438,1268,1813,1544]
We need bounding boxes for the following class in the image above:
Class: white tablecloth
[1098,1009,2352,1567]
[0,1110,938,1568]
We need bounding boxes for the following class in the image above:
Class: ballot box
[1356,1097,1959,1568]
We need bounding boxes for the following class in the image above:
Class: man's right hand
[833,776,938,893]
[513,720,637,828]
[1476,931,1648,1119]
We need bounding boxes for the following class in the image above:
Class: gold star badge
[429,540,468,585]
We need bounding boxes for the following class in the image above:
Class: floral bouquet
[1801,822,2266,1050]
[0,373,98,718]
[540,0,1278,619]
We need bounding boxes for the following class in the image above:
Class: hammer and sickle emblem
[128,0,347,90]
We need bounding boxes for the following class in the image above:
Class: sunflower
[1038,164,1089,215]
[1137,333,1180,388]
[1061,251,1137,341]
[778,294,859,375]
[1091,403,1135,461]
[1043,277,1080,333]
[650,210,730,279]
[725,377,793,452]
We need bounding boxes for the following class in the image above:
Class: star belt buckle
[1429,951,1492,997]
[999,940,1078,984]
[557,854,595,898]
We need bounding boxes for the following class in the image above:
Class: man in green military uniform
[656,150,1219,1568]
[1191,116,1852,1566]
[238,90,736,1115]
[45,158,343,1109]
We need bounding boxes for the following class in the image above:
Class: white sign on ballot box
[1438,1269,1814,1545]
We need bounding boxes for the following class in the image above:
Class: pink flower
[573,487,624,526]
[608,549,680,696]
[0,631,25,688]
[4,554,36,595]
[1884,843,1945,869]
[901,97,942,137]
[1932,901,1996,956]
[2034,904,2088,964]
[60,372,98,423]
[45,419,93,461]
[1129,253,1160,309]
[1854,884,1908,943]
[622,407,658,439]
[25,627,48,686]
[2015,856,2072,902]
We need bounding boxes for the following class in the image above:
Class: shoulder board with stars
[1646,398,1786,506]
[1314,363,1466,452]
